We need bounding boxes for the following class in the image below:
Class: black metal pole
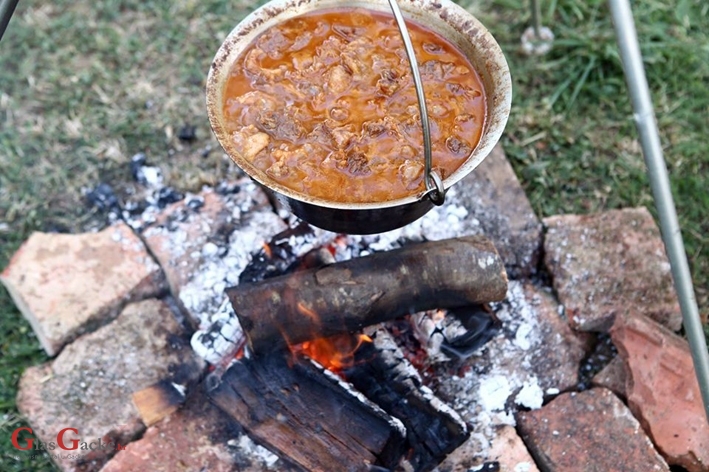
[0,0,19,42]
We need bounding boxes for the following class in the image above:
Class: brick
[611,314,709,472]
[1,222,164,356]
[16,299,204,472]
[141,188,231,297]
[517,388,669,472]
[432,282,592,466]
[141,181,287,325]
[444,143,543,278]
[521,284,594,393]
[101,390,295,472]
[488,425,540,472]
[436,425,539,472]
[543,207,681,332]
[591,356,627,399]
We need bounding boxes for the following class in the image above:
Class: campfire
[191,231,507,471]
[6,144,703,472]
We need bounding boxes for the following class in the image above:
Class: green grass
[1,0,707,470]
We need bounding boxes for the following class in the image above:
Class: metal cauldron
[206,0,511,234]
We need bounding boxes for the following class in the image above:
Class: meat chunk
[327,65,351,94]
[232,125,270,161]
[332,24,365,41]
[398,159,424,189]
[420,60,457,81]
[331,125,356,149]
[362,116,400,138]
[329,107,349,121]
[445,136,472,156]
[377,69,401,96]
[290,31,313,52]
[337,149,371,175]
[257,28,289,58]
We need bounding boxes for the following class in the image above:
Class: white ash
[135,166,164,189]
[191,297,245,365]
[369,326,468,434]
[179,207,287,327]
[230,434,280,469]
[431,281,547,462]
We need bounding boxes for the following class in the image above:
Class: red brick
[518,388,669,472]
[437,425,540,472]
[16,299,203,472]
[448,144,542,278]
[591,356,627,399]
[101,390,295,472]
[543,207,680,332]
[611,314,709,471]
[1,222,164,356]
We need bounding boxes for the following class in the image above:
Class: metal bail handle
[387,0,446,206]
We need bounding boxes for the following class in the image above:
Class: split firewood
[344,327,470,472]
[227,235,508,353]
[132,380,188,427]
[206,351,407,471]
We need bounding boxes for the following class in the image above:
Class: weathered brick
[1,222,164,356]
[611,314,709,472]
[16,299,203,472]
[101,390,295,472]
[141,181,287,325]
[543,207,681,332]
[518,388,669,472]
[444,143,543,278]
[432,282,592,466]
[437,425,540,472]
[591,355,627,399]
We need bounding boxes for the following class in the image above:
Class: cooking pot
[206,0,511,234]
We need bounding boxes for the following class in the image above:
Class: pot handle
[388,0,446,206]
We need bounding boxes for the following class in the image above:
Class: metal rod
[0,0,19,42]
[609,0,709,421]
[531,0,542,38]
[387,0,445,205]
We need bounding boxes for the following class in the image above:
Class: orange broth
[223,8,486,203]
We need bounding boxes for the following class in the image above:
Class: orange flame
[291,333,372,372]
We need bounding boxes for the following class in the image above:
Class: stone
[543,207,681,332]
[16,299,204,472]
[488,425,540,472]
[0,222,164,356]
[591,355,627,399]
[141,188,231,297]
[436,425,539,472]
[611,314,709,472]
[517,388,669,472]
[451,143,543,278]
[431,281,591,464]
[101,390,295,472]
[141,181,288,326]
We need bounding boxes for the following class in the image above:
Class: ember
[291,333,372,372]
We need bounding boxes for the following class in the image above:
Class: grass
[0,0,707,470]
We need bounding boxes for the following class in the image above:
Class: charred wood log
[227,236,508,353]
[206,351,407,472]
[344,328,469,472]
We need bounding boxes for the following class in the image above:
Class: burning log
[228,236,508,353]
[206,351,407,471]
[344,328,470,472]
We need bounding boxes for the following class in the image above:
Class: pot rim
[206,0,512,210]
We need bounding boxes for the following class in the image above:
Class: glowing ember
[291,333,372,372]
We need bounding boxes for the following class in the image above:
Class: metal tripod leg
[609,0,709,421]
